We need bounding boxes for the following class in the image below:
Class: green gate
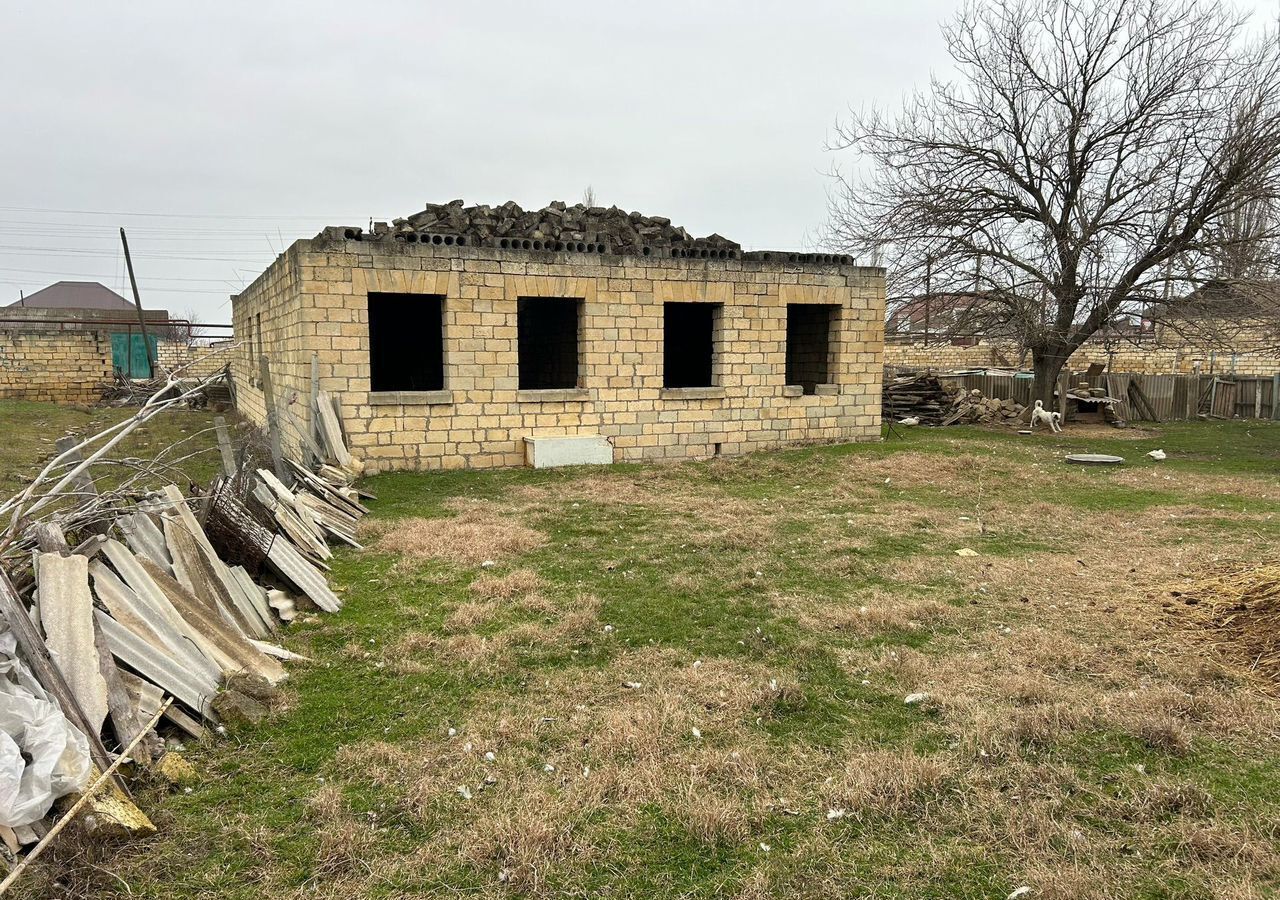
[110,333,159,379]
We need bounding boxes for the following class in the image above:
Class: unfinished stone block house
[230,201,885,472]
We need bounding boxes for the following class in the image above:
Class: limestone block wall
[232,239,885,472]
[157,341,234,379]
[231,250,310,453]
[886,339,1280,376]
[885,342,1002,370]
[0,329,112,404]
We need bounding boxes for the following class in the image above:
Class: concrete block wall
[232,239,885,472]
[0,329,112,404]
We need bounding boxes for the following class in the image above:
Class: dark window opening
[786,304,838,394]
[663,302,719,388]
[368,293,445,391]
[517,297,581,390]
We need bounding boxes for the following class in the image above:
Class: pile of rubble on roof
[323,199,745,256]
[319,199,861,264]
[0,376,365,877]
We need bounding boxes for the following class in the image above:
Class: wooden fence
[897,368,1280,422]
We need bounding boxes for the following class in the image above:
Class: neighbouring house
[5,281,171,380]
[0,281,224,404]
[9,280,165,316]
[230,200,886,472]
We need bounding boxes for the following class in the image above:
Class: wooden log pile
[883,372,957,425]
[0,409,367,875]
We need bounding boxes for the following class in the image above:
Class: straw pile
[1164,563,1280,681]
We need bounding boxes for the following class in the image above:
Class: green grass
[0,400,230,501]
[10,418,1280,899]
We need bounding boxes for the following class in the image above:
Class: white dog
[1029,400,1062,433]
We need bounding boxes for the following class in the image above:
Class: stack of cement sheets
[0,461,369,859]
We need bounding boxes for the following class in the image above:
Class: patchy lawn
[0,399,232,502]
[18,421,1280,900]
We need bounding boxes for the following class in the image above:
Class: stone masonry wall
[886,339,1280,376]
[232,240,885,472]
[231,249,309,454]
[156,341,234,379]
[0,329,112,404]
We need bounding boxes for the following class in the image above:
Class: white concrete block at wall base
[524,434,615,469]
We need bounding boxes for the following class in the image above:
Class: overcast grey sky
[1,1,1272,322]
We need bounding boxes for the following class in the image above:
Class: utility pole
[119,228,157,377]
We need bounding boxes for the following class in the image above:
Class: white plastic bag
[0,627,92,827]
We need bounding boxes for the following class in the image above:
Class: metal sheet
[267,540,342,613]
[95,609,217,718]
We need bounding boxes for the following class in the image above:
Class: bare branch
[827,0,1280,397]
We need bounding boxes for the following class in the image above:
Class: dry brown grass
[845,534,1280,769]
[823,749,954,820]
[444,600,500,632]
[788,589,952,638]
[469,568,544,601]
[302,784,382,893]
[328,649,801,891]
[386,593,602,675]
[366,505,545,568]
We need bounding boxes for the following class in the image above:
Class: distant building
[11,281,136,312]
[6,281,169,322]
[3,281,171,382]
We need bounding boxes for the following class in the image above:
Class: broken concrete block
[154,751,198,787]
[225,672,283,707]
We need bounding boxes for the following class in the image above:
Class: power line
[0,247,270,263]
[0,205,358,221]
[0,221,312,235]
[0,266,244,284]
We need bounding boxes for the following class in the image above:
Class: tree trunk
[1030,346,1070,406]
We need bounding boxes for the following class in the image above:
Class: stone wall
[156,341,233,379]
[886,338,1280,376]
[232,239,885,472]
[0,329,112,404]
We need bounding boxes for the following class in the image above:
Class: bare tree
[582,184,597,208]
[148,308,206,344]
[828,0,1280,401]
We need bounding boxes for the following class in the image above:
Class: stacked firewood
[883,372,956,424]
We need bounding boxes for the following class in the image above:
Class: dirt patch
[1029,423,1161,441]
